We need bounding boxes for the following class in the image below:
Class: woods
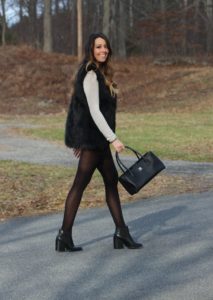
[0,0,213,57]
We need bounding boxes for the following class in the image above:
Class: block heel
[55,229,83,252]
[55,239,67,252]
[114,235,124,249]
[113,226,143,249]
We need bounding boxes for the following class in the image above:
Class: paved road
[1,120,213,299]
[0,122,77,166]
[0,191,213,300]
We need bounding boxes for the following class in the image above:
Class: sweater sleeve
[83,70,117,143]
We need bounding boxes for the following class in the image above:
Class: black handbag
[115,146,166,195]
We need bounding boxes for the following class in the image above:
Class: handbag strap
[115,146,143,173]
[124,146,142,159]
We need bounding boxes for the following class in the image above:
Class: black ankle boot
[55,229,83,252]
[114,226,143,249]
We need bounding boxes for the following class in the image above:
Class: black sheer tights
[61,146,125,233]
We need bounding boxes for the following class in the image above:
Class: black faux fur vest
[65,63,117,150]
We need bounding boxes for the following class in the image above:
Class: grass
[1,160,212,221]
[117,110,213,162]
[5,108,213,162]
[0,107,212,220]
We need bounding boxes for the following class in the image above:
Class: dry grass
[0,46,213,114]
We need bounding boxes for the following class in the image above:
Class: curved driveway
[0,121,213,300]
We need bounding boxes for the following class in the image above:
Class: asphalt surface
[1,120,213,300]
[0,191,213,300]
[0,123,77,166]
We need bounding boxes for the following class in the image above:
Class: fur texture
[65,63,117,150]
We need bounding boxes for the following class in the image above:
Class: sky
[1,1,44,27]
[0,2,19,26]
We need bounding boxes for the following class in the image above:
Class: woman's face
[93,37,109,64]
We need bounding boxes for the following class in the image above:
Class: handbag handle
[115,146,143,173]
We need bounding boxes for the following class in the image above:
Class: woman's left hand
[73,148,81,158]
[111,139,125,153]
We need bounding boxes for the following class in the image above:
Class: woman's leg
[97,146,143,249]
[61,149,101,233]
[97,146,126,228]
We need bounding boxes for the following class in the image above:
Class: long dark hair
[82,32,117,95]
[83,32,112,66]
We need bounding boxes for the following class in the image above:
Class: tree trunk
[194,0,200,55]
[103,0,110,37]
[129,0,134,29]
[206,0,213,52]
[160,0,167,56]
[71,0,77,55]
[27,0,38,47]
[182,0,188,55]
[0,0,6,46]
[118,0,126,57]
[110,0,117,54]
[55,0,60,15]
[19,0,24,23]
[43,0,53,53]
[77,0,83,61]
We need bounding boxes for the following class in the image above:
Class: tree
[70,0,77,55]
[0,0,6,46]
[103,0,110,37]
[160,0,167,55]
[205,0,213,52]
[105,0,128,57]
[18,0,25,22]
[117,0,127,57]
[54,0,59,15]
[77,0,82,61]
[2,0,213,56]
[109,0,117,54]
[43,0,52,52]
[181,0,188,55]
[27,0,38,47]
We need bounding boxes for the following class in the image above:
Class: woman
[56,33,142,251]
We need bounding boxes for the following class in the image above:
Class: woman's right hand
[111,139,125,153]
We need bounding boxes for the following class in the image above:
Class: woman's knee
[72,170,93,190]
